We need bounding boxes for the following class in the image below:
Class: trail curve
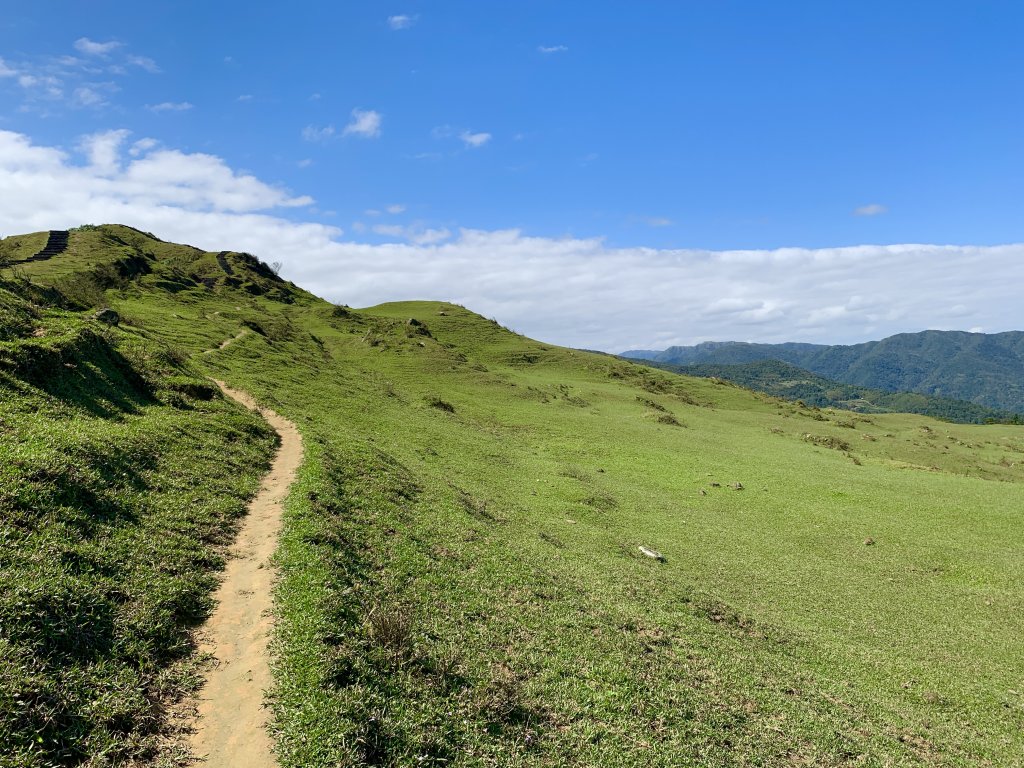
[188,381,302,767]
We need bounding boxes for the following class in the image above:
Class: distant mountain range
[636,359,1018,424]
[622,330,1024,414]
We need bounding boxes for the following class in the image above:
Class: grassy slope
[0,255,277,766]
[6,225,1024,766]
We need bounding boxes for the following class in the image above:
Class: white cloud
[853,203,887,216]
[237,94,254,102]
[433,125,492,148]
[460,130,491,148]
[372,223,452,245]
[126,55,160,73]
[129,137,159,156]
[4,41,158,113]
[372,224,404,237]
[297,158,313,168]
[410,227,451,245]
[1,128,1022,352]
[74,38,121,57]
[79,129,131,173]
[388,14,416,29]
[73,86,108,107]
[148,101,193,113]
[343,108,382,138]
[386,203,406,214]
[644,217,672,227]
[538,45,568,54]
[302,124,335,142]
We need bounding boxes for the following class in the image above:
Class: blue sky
[1,2,1023,349]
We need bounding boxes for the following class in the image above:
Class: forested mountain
[623,330,1024,411]
[643,358,1022,423]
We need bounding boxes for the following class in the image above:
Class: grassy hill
[3,225,1024,766]
[623,331,1024,412]
[642,358,1022,424]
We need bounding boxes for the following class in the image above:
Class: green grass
[5,225,1024,765]
[0,280,276,766]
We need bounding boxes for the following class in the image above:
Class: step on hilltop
[15,230,70,265]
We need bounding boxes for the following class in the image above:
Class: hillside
[3,225,1024,767]
[623,331,1024,412]
[643,358,1022,424]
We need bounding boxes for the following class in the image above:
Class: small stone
[864,537,876,546]
[731,482,744,490]
[638,546,665,562]
[94,307,120,326]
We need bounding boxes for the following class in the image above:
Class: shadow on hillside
[7,330,156,418]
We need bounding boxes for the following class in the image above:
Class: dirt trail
[204,329,249,355]
[188,381,303,767]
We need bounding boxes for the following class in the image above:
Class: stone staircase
[16,230,70,264]
[215,251,235,275]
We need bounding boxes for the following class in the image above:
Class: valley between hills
[2,225,1023,767]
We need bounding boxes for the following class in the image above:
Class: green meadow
[2,225,1023,766]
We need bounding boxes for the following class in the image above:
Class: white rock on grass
[638,546,665,562]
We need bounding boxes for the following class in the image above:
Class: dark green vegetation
[4,225,1024,766]
[623,331,1024,412]
[642,358,1022,424]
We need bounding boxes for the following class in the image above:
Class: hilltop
[2,225,1024,767]
[623,331,1024,412]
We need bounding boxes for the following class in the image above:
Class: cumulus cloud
[853,203,887,216]
[79,129,131,174]
[538,45,568,54]
[0,129,312,221]
[0,58,17,77]
[386,203,406,214]
[343,108,382,138]
[387,14,417,29]
[147,101,193,112]
[1,128,1022,352]
[459,130,491,148]
[73,38,121,56]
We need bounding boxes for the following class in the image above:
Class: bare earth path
[188,381,303,767]
[203,329,249,355]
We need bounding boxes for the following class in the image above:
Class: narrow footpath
[188,381,303,767]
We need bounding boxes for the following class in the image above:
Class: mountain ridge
[622,329,1024,411]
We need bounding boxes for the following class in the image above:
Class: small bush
[425,395,455,413]
[365,605,415,658]
[802,434,851,451]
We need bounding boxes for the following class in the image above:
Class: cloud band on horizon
[0,128,1020,352]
